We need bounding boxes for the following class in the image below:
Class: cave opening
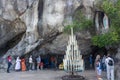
[90,45,107,59]
[23,52,64,70]
[84,45,108,69]
[85,45,118,70]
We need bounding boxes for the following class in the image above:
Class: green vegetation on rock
[92,0,120,47]
[64,0,120,48]
[64,11,93,34]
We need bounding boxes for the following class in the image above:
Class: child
[40,62,44,70]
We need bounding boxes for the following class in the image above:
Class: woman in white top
[95,55,102,80]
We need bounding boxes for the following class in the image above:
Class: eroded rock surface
[0,0,99,69]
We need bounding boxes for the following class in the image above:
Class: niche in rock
[94,11,109,34]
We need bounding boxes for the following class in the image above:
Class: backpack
[108,59,113,66]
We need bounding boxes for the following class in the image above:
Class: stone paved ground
[0,69,107,80]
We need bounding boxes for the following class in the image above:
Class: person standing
[36,55,41,70]
[40,62,43,70]
[50,56,55,69]
[102,55,106,71]
[105,54,114,80]
[15,56,21,71]
[95,54,102,80]
[7,55,12,73]
[21,58,26,71]
[89,54,93,69]
[29,55,33,70]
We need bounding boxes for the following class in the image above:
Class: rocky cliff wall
[0,0,93,58]
[0,0,93,69]
[1,0,119,72]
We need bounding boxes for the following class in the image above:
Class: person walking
[105,54,114,80]
[15,56,21,71]
[7,55,12,73]
[29,55,33,70]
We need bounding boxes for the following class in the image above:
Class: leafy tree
[64,11,93,34]
[92,31,119,47]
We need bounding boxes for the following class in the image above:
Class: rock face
[116,46,120,60]
[2,0,41,58]
[0,0,42,68]
[115,46,120,80]
[0,0,98,69]
[0,0,119,79]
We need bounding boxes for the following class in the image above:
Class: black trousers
[7,62,11,73]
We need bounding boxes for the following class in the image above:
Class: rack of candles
[63,27,84,72]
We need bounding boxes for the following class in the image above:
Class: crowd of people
[6,55,44,73]
[6,53,115,80]
[93,54,114,80]
[6,55,60,73]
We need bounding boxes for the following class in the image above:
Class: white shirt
[29,57,33,63]
[105,57,114,67]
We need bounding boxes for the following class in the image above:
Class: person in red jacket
[7,55,12,73]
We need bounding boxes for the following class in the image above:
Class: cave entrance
[85,45,108,69]
[91,46,107,59]
[40,53,64,70]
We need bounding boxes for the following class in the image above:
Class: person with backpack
[105,54,114,80]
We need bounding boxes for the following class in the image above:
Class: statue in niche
[101,13,109,33]
[103,14,109,30]
[95,12,109,34]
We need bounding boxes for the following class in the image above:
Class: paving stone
[0,70,107,80]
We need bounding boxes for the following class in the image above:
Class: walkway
[0,69,107,80]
